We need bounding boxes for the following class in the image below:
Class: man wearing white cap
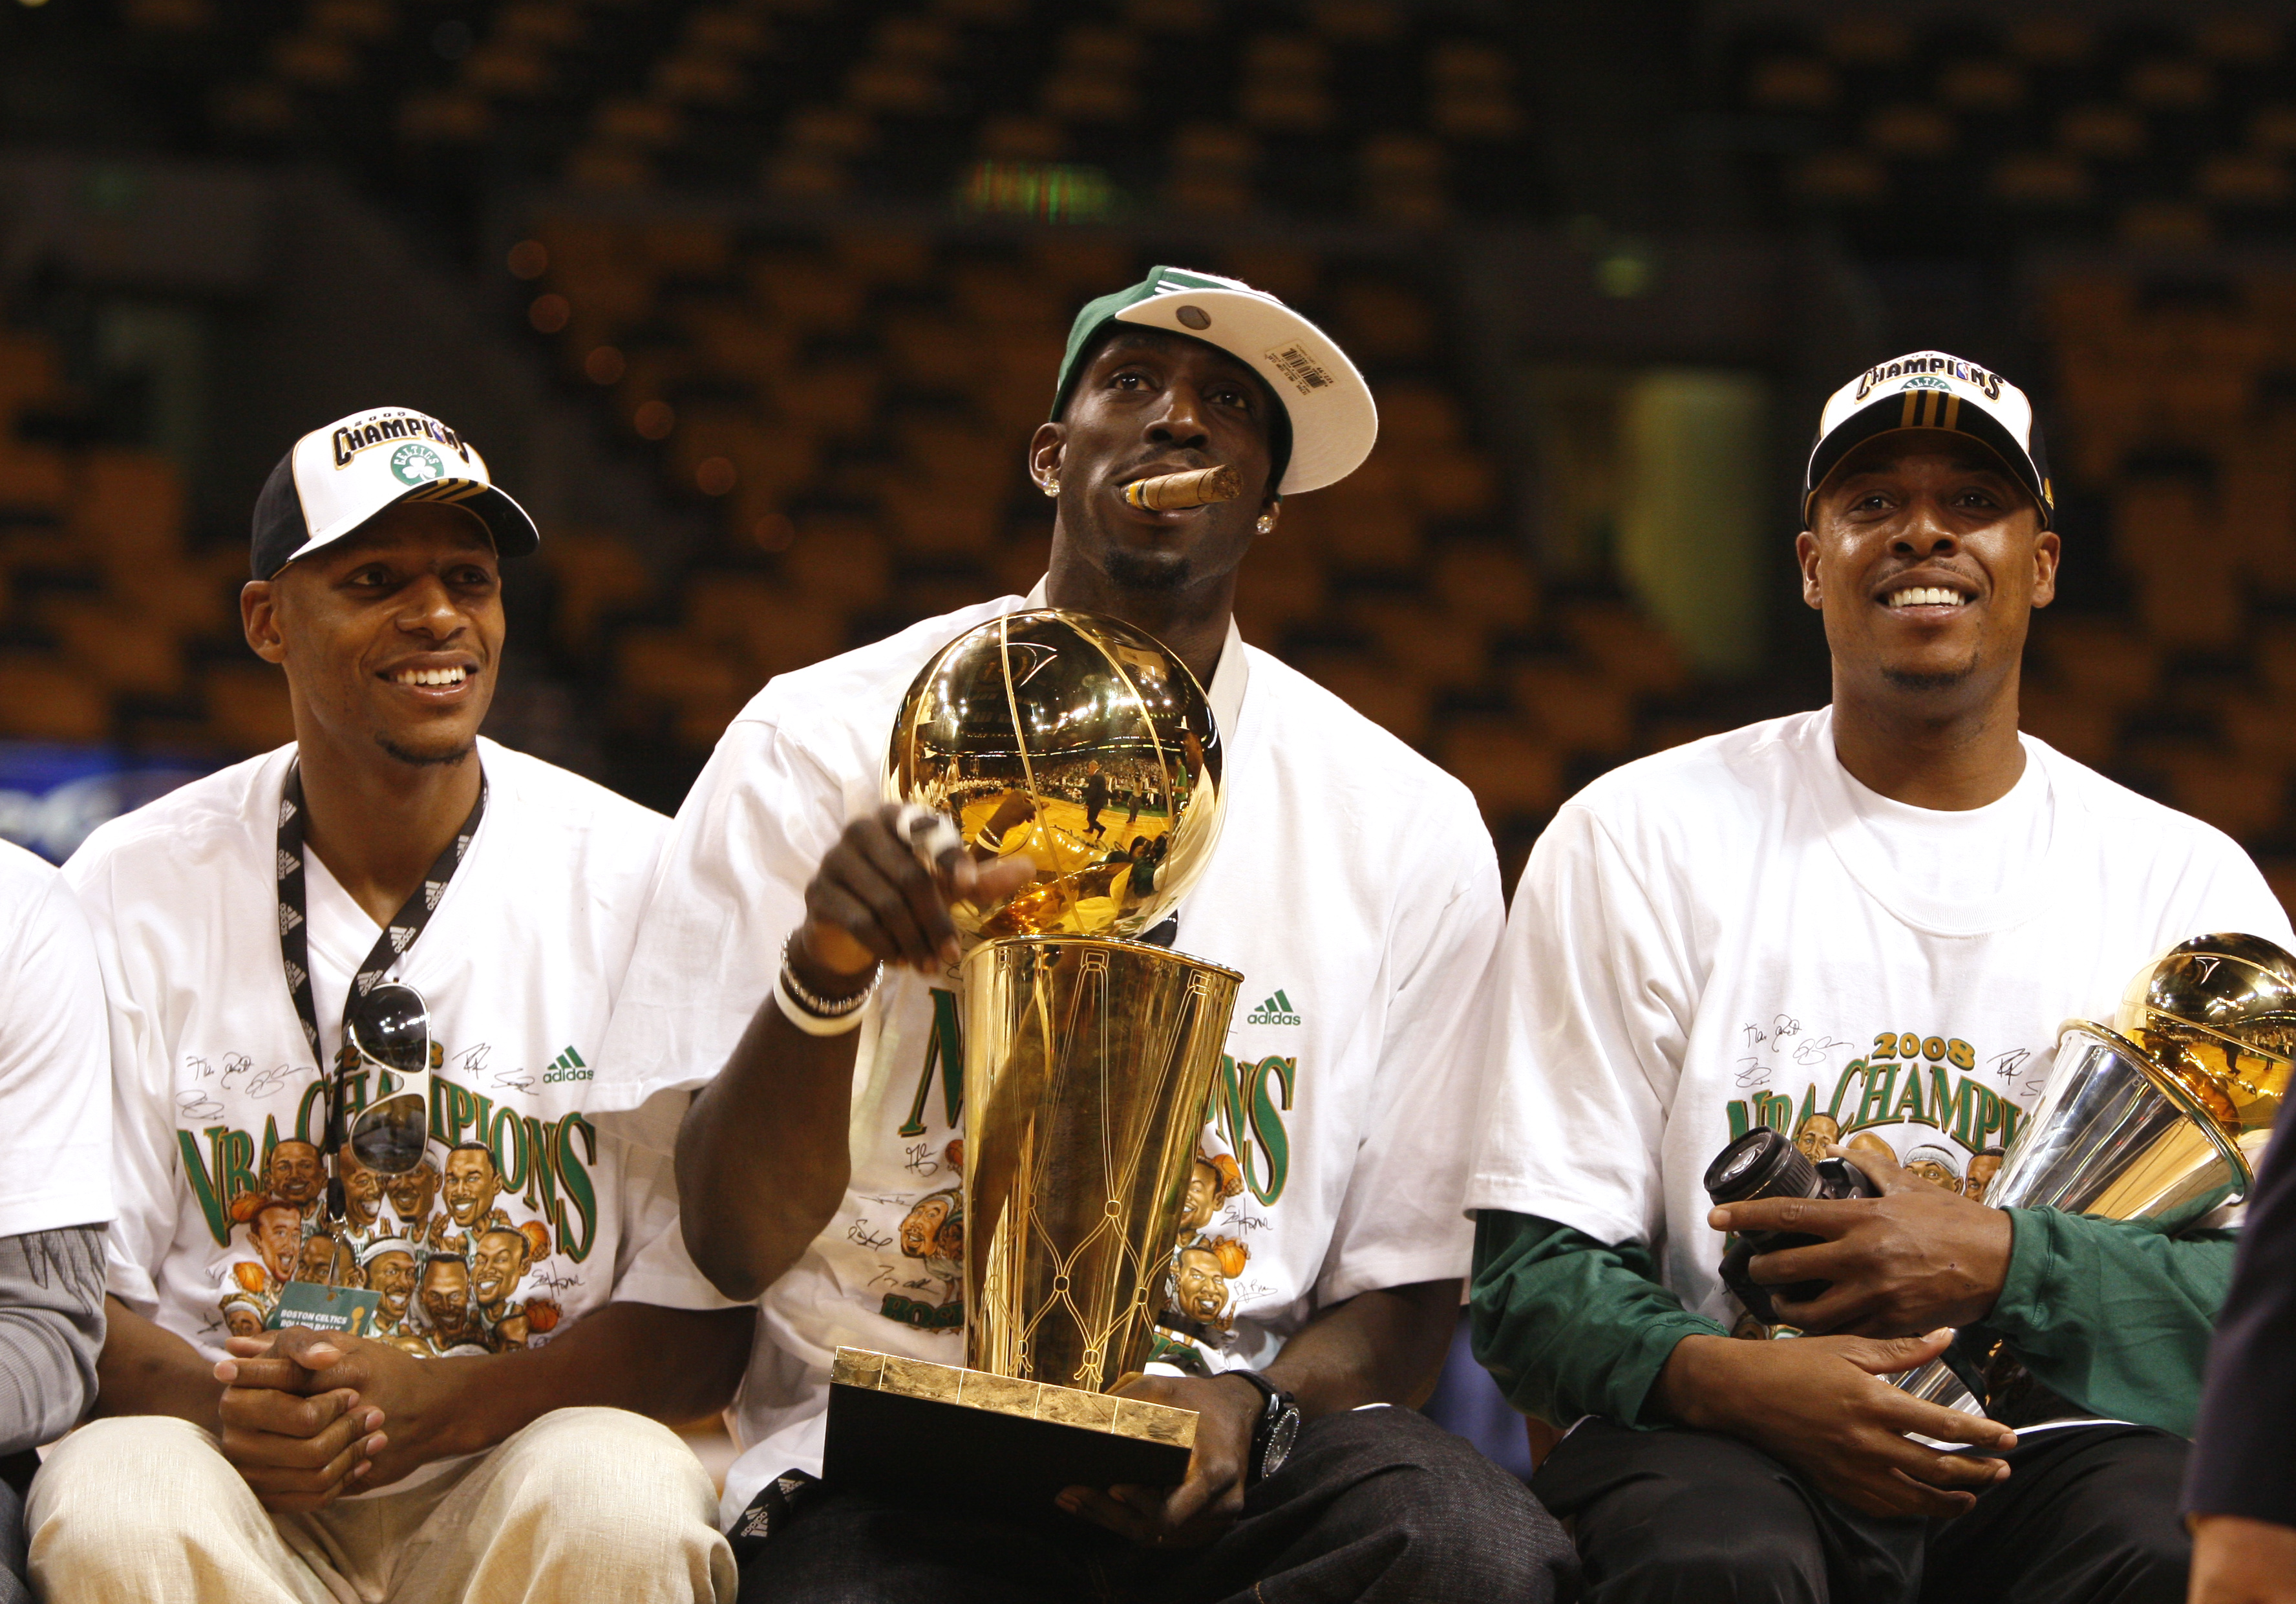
[596,269,1575,1600]
[29,407,750,1604]
[1467,354,2290,1602]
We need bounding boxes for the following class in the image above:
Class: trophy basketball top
[2112,931,2296,1150]
[886,608,1225,946]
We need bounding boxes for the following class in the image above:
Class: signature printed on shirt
[1988,1045,2036,1092]
[846,1219,894,1252]
[175,1088,226,1120]
[220,1053,293,1098]
[900,1142,942,1178]
[455,1042,535,1093]
[1792,1036,1851,1068]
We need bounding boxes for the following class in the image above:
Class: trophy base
[824,1348,1196,1515]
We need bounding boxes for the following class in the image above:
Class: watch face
[1261,1406,1301,1481]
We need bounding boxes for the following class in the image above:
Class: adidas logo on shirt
[542,1045,592,1084]
[1245,990,1302,1027]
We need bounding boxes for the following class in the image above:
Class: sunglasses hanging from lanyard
[275,762,484,1236]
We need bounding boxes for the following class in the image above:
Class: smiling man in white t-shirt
[1467,354,2291,1604]
[597,268,1575,1602]
[28,408,751,1604]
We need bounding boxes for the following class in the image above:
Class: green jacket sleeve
[1969,1206,2236,1438]
[1469,1209,1727,1428]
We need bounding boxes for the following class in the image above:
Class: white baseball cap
[251,406,540,579]
[1804,352,2055,528]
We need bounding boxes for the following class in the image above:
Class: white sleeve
[595,718,852,1118]
[1311,804,1503,1305]
[60,850,173,1314]
[0,868,112,1239]
[1463,802,1698,1247]
[601,1090,743,1312]
[2153,825,2295,951]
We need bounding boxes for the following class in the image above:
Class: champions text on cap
[251,407,540,580]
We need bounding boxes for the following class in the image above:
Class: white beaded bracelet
[774,968,873,1036]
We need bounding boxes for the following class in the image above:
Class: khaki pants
[27,1407,734,1604]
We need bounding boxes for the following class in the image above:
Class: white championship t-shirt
[599,590,1503,1524]
[1465,707,2294,1326]
[65,738,724,1413]
[0,841,112,1239]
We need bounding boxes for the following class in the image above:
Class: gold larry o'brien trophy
[822,610,1243,1512]
[1897,932,2296,1418]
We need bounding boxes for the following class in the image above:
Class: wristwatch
[1225,1369,1301,1486]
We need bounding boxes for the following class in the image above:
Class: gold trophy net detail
[966,937,1241,1392]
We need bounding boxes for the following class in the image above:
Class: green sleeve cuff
[1469,1210,1728,1428]
[1975,1206,2235,1437]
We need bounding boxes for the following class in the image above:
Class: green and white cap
[1050,266,1377,496]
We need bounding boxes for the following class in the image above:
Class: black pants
[0,1477,25,1604]
[1533,1418,2189,1604]
[739,1404,1579,1603]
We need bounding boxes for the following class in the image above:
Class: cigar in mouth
[1121,464,1241,511]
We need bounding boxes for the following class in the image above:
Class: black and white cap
[251,406,540,579]
[1804,352,2054,529]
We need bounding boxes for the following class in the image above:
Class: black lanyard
[275,760,486,1067]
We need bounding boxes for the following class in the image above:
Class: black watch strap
[1224,1369,1300,1486]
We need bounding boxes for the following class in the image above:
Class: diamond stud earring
[1255,514,1275,533]
[1041,478,1060,497]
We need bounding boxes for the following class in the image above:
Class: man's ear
[2031,527,2061,610]
[1028,422,1065,493]
[241,579,287,665]
[1794,529,1824,612]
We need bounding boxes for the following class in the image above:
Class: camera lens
[1703,1128,1820,1206]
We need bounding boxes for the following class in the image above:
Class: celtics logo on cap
[390,443,445,486]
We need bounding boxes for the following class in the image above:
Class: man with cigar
[31,407,750,1603]
[1467,353,2290,1602]
[600,267,1573,1601]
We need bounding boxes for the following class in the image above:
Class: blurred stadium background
[11,0,2296,905]
[12,0,2296,1486]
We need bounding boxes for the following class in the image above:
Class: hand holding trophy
[823,608,1246,1519]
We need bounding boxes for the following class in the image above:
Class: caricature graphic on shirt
[433,1142,514,1257]
[220,1294,268,1340]
[229,1199,306,1301]
[338,1146,385,1241]
[361,1239,420,1334]
[1964,1147,2006,1204]
[1904,1144,1964,1195]
[291,1229,357,1287]
[418,1254,486,1353]
[1791,1113,1840,1164]
[879,1185,964,1332]
[1170,1235,1249,1331]
[385,1160,442,1244]
[191,1038,606,1353]
[471,1224,535,1351]
[1724,1027,2036,1328]
[1743,1029,2030,1182]
[1176,1148,1245,1246]
[265,1140,325,1212]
